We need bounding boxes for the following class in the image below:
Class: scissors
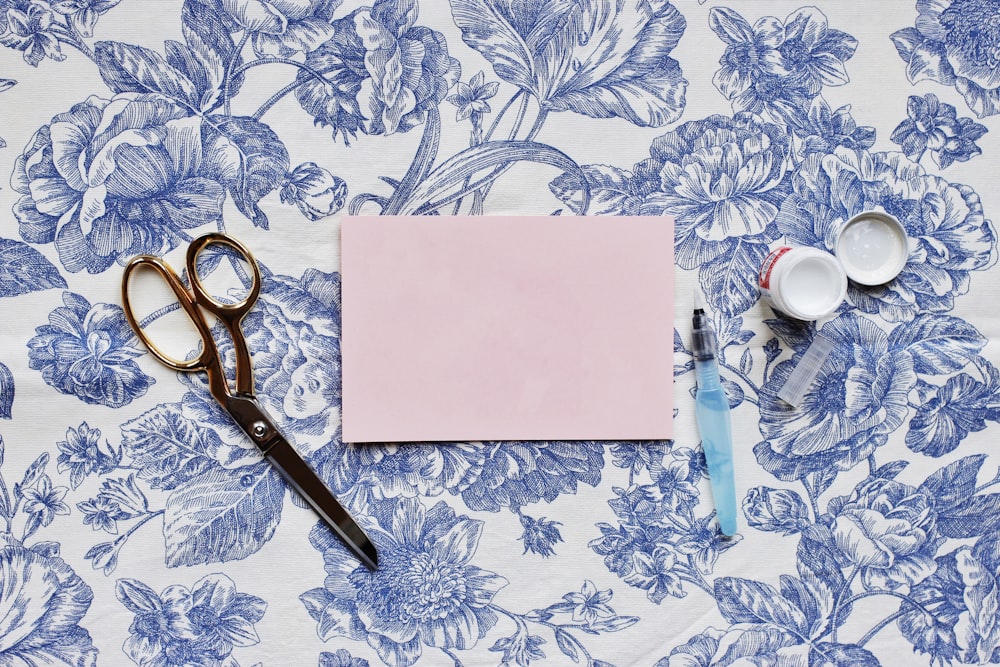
[121,232,378,570]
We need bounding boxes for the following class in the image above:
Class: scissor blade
[265,440,378,570]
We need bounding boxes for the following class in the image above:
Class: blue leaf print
[714,577,808,634]
[163,463,284,566]
[120,403,223,490]
[809,642,881,666]
[699,237,772,317]
[888,313,987,375]
[12,95,225,273]
[450,0,688,127]
[201,115,290,228]
[27,292,155,408]
[899,550,965,664]
[0,448,98,664]
[458,440,604,512]
[918,455,987,511]
[94,40,202,107]
[658,624,804,666]
[0,237,68,296]
[906,371,997,457]
[181,0,246,103]
[320,649,371,667]
[0,362,11,419]
[937,493,1000,539]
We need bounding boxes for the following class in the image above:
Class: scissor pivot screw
[251,421,268,439]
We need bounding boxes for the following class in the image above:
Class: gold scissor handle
[185,233,261,396]
[121,233,263,400]
[184,233,262,325]
[121,253,217,373]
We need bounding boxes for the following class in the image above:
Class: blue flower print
[0,2,65,66]
[301,498,508,667]
[489,632,545,667]
[636,113,789,266]
[447,69,498,145]
[709,6,857,123]
[21,474,70,527]
[447,70,498,123]
[827,477,939,591]
[635,112,789,315]
[563,580,613,626]
[792,97,875,159]
[280,162,348,221]
[754,313,917,481]
[623,548,685,604]
[56,421,120,489]
[117,574,266,667]
[27,291,154,408]
[78,494,125,533]
[78,475,148,534]
[0,542,98,664]
[742,486,811,535]
[11,94,225,273]
[96,474,149,518]
[320,649,371,667]
[890,93,988,168]
[296,0,461,142]
[709,7,787,102]
[517,514,563,557]
[892,0,1000,117]
[777,7,857,95]
[219,0,339,56]
[452,0,688,127]
[51,0,121,38]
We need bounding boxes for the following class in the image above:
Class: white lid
[835,211,909,285]
[779,249,847,320]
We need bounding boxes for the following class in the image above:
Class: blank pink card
[340,216,674,442]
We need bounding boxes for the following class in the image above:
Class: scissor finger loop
[121,254,216,373]
[185,232,262,322]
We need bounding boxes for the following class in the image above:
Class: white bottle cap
[835,211,909,286]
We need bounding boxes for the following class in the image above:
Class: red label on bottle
[759,246,792,290]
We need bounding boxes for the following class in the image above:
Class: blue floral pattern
[892,0,1000,117]
[1,1,1000,665]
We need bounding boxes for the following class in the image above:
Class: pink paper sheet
[340,216,675,442]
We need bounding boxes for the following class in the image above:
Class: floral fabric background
[1,0,1000,665]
